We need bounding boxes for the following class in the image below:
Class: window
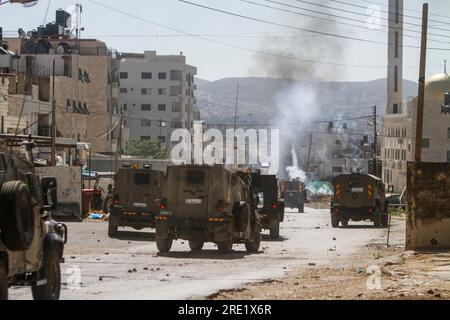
[119,72,128,79]
[66,99,71,111]
[141,88,152,95]
[141,104,151,111]
[158,88,167,96]
[395,31,399,58]
[158,72,167,80]
[134,173,151,185]
[142,72,152,79]
[0,153,6,171]
[141,119,151,127]
[394,66,398,93]
[170,70,182,81]
[120,88,127,94]
[335,140,342,145]
[447,151,450,162]
[395,0,400,24]
[448,127,450,139]
[123,104,127,111]
[393,103,399,114]
[422,138,430,149]
[158,104,166,111]
[172,102,181,113]
[186,170,205,185]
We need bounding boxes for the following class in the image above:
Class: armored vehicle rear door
[259,175,278,208]
[175,167,210,220]
[115,169,162,212]
[335,175,368,208]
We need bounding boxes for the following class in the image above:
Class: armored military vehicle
[155,165,261,254]
[331,173,388,228]
[280,179,307,213]
[0,144,67,300]
[108,164,164,237]
[250,173,285,240]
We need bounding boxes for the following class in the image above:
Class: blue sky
[1,0,449,81]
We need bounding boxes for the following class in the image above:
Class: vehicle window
[186,170,205,185]
[0,154,6,171]
[134,173,151,185]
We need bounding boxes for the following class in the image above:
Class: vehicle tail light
[335,208,339,213]
[216,200,225,213]
[368,208,373,214]
[160,198,167,210]
[272,203,278,209]
[113,195,120,205]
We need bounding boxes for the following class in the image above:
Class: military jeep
[331,173,388,228]
[0,144,67,300]
[155,165,261,254]
[108,165,164,237]
[280,179,307,213]
[250,173,285,240]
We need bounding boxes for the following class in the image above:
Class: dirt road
[9,208,404,300]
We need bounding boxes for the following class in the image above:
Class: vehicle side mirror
[41,177,58,211]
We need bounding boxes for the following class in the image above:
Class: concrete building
[119,51,199,150]
[0,36,122,158]
[382,72,450,192]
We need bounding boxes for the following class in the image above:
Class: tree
[124,137,167,159]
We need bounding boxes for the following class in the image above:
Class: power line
[240,0,450,45]
[177,0,450,51]
[291,0,450,34]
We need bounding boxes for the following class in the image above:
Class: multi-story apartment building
[119,51,199,150]
[0,34,121,158]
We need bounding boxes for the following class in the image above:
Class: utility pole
[372,105,378,177]
[305,133,313,179]
[414,3,428,162]
[51,59,56,166]
[233,82,240,131]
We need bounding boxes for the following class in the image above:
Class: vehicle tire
[381,214,389,228]
[31,250,61,300]
[269,220,280,240]
[0,181,35,251]
[298,203,304,213]
[108,216,119,238]
[0,261,7,301]
[102,195,113,214]
[245,230,261,253]
[156,238,173,253]
[217,241,233,254]
[331,214,340,228]
[189,240,204,252]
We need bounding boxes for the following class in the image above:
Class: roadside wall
[406,162,450,250]
[36,166,82,220]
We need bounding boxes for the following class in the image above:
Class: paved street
[9,207,405,300]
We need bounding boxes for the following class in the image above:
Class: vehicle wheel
[217,241,233,254]
[269,220,280,240]
[381,214,389,228]
[189,240,204,252]
[31,250,61,300]
[0,261,7,300]
[245,231,261,253]
[0,181,35,251]
[331,214,340,228]
[108,216,119,237]
[298,203,304,213]
[102,195,113,214]
[156,238,173,253]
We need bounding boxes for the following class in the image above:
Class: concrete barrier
[406,162,450,250]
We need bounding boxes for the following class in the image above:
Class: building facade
[119,51,199,150]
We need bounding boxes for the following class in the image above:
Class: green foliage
[124,137,167,159]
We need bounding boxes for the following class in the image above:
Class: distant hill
[195,77,417,124]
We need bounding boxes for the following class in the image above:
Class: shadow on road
[340,225,385,230]
[112,231,156,242]
[157,249,263,260]
[261,235,289,242]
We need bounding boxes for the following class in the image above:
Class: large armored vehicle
[0,144,67,300]
[108,164,164,237]
[155,165,261,254]
[251,173,285,240]
[331,173,388,228]
[280,179,307,213]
